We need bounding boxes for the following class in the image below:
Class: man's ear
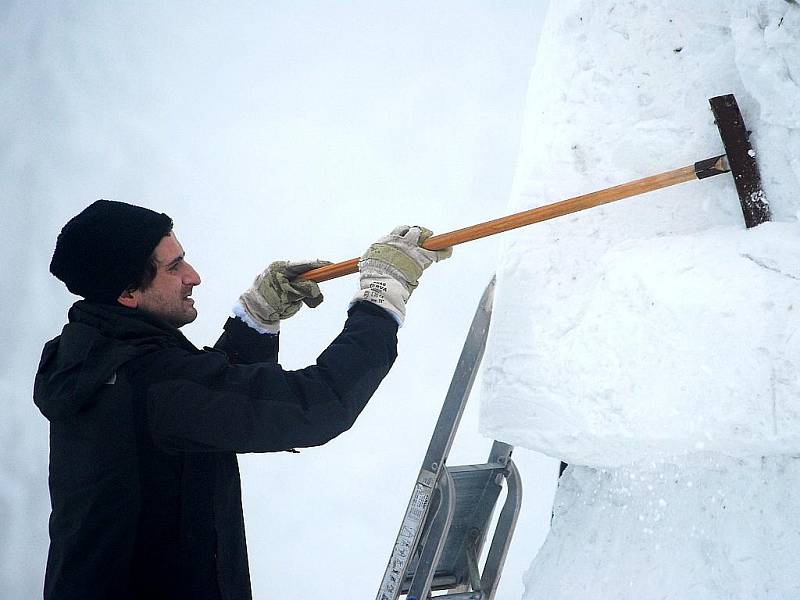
[117,288,139,308]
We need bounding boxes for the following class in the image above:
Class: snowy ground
[1,2,554,599]
[480,1,800,598]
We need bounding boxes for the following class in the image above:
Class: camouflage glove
[237,260,330,333]
[352,225,452,325]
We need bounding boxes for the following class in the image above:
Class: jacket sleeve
[139,301,398,453]
[212,316,280,364]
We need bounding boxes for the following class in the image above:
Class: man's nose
[184,263,202,286]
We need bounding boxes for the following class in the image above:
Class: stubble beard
[138,291,198,329]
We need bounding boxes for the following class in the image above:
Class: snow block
[480,0,800,467]
[524,455,800,599]
[482,222,800,466]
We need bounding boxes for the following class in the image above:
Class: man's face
[123,232,202,328]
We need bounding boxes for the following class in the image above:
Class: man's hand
[239,260,331,332]
[353,225,452,325]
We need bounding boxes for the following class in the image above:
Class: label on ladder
[377,470,436,600]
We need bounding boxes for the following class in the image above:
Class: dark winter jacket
[34,299,398,600]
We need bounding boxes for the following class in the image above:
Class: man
[34,200,450,600]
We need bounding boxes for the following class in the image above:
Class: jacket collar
[68,300,198,353]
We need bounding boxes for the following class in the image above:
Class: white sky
[2,2,555,599]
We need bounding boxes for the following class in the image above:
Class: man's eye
[167,259,183,272]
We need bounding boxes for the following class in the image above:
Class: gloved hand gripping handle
[298,233,453,283]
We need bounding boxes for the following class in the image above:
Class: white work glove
[352,225,452,325]
[236,260,331,334]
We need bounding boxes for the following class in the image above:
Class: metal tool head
[709,94,770,229]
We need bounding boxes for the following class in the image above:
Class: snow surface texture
[479,1,800,598]
[489,222,800,465]
[525,457,800,599]
[481,0,800,466]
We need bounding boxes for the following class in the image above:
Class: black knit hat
[50,200,173,303]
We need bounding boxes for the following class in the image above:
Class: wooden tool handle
[299,162,701,283]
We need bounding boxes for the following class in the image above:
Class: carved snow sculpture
[480,1,800,598]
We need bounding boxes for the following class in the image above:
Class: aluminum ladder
[376,278,522,600]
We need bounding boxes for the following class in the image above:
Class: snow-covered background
[480,1,800,598]
[1,2,555,599]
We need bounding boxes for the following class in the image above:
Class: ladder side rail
[465,530,483,593]
[376,470,438,600]
[419,278,495,474]
[479,458,523,599]
[405,469,457,600]
[467,441,516,579]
